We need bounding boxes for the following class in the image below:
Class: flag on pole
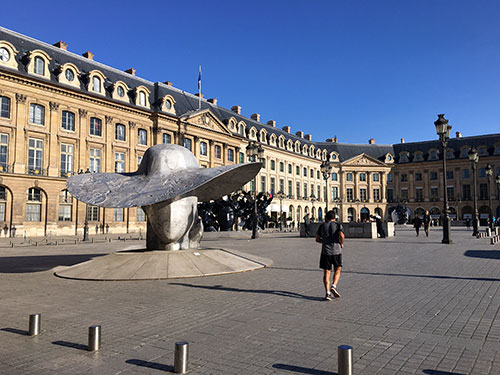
[198,65,202,91]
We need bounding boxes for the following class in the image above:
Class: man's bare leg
[323,269,331,293]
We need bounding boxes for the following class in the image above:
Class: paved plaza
[1,227,500,374]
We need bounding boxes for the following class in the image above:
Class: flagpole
[198,65,202,110]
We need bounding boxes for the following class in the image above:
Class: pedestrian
[3,224,8,237]
[423,210,431,237]
[10,225,16,238]
[465,218,471,230]
[316,210,345,301]
[95,224,99,234]
[105,223,109,234]
[414,215,422,237]
[303,213,311,237]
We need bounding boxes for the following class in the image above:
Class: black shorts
[319,253,342,270]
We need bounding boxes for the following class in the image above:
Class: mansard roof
[317,142,394,163]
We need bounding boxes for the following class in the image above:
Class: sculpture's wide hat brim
[66,163,262,208]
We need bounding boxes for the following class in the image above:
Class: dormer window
[65,68,74,82]
[117,86,125,97]
[429,150,438,160]
[92,76,101,92]
[478,147,488,156]
[400,153,408,163]
[165,99,172,110]
[139,91,146,106]
[495,144,500,155]
[34,56,45,75]
[446,149,454,159]
[0,41,18,70]
[414,152,423,161]
[0,47,10,62]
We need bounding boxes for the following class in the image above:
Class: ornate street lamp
[486,163,493,230]
[245,141,264,239]
[434,114,452,244]
[310,194,317,222]
[320,155,333,213]
[276,190,286,231]
[468,147,479,236]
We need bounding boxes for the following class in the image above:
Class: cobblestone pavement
[1,227,500,374]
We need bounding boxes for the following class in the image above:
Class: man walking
[414,215,422,237]
[423,210,431,237]
[316,210,344,301]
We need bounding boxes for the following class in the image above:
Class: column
[48,102,59,177]
[128,121,136,171]
[380,172,386,202]
[367,171,372,202]
[105,116,113,173]
[77,109,88,171]
[13,93,27,173]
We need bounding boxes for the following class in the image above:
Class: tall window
[0,133,8,171]
[163,133,171,144]
[138,91,146,106]
[303,167,307,177]
[0,96,10,118]
[401,189,408,200]
[137,207,146,221]
[89,117,102,136]
[479,183,488,200]
[92,76,101,92]
[430,187,438,199]
[138,129,147,145]
[447,186,454,200]
[115,152,125,172]
[462,169,470,179]
[60,143,74,177]
[373,172,379,182]
[317,185,321,200]
[401,173,408,182]
[303,183,308,198]
[296,181,300,198]
[58,190,72,221]
[214,145,221,159]
[331,172,338,181]
[360,188,367,201]
[288,180,293,197]
[279,162,284,172]
[415,172,422,181]
[28,138,43,174]
[446,170,454,179]
[87,205,99,221]
[183,138,192,151]
[296,166,300,175]
[249,179,255,193]
[332,186,339,199]
[359,173,367,182]
[34,56,45,75]
[239,152,244,163]
[270,160,276,171]
[113,208,124,221]
[416,188,423,201]
[29,104,45,125]
[387,188,393,202]
[463,184,471,200]
[0,187,6,221]
[26,187,42,221]
[346,173,353,181]
[115,123,126,141]
[200,141,208,156]
[288,164,292,174]
[61,111,75,131]
[373,188,380,201]
[270,177,275,193]
[430,171,438,180]
[346,188,353,201]
[89,148,101,173]
[310,169,314,178]
[387,173,393,182]
[260,176,266,193]
[279,179,284,194]
[228,149,234,162]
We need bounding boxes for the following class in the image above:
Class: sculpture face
[143,196,202,251]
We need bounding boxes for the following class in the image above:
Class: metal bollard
[174,341,189,373]
[88,325,101,351]
[338,345,353,375]
[29,314,41,336]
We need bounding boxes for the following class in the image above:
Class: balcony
[26,168,47,176]
[0,164,11,173]
[60,171,75,178]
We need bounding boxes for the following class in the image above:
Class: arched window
[200,141,208,156]
[214,145,222,159]
[61,111,75,131]
[162,133,171,144]
[26,187,42,221]
[34,56,45,75]
[115,123,126,141]
[29,104,45,125]
[137,207,146,222]
[138,91,146,106]
[89,117,102,136]
[138,129,147,145]
[92,76,101,92]
[0,186,6,221]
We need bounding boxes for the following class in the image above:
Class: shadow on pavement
[125,359,174,372]
[344,270,500,282]
[423,370,466,375]
[52,340,88,351]
[1,327,28,335]
[464,250,500,260]
[0,254,106,273]
[170,283,323,301]
[273,363,337,374]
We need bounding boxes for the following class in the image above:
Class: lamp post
[245,141,264,239]
[320,155,333,213]
[276,190,286,231]
[485,163,493,230]
[434,114,452,244]
[496,174,500,225]
[310,194,317,222]
[468,148,479,236]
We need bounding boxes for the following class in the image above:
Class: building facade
[0,27,499,237]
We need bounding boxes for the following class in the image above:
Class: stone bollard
[29,314,41,336]
[174,341,189,373]
[487,228,492,237]
[338,345,353,375]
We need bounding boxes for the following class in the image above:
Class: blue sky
[2,0,500,144]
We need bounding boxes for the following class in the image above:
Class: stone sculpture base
[54,248,272,281]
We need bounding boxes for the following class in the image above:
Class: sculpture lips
[66,144,261,208]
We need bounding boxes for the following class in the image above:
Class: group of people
[413,210,431,237]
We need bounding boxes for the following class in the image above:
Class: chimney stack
[282,126,291,133]
[125,68,136,76]
[456,131,462,138]
[295,131,304,138]
[251,113,260,122]
[401,138,405,143]
[333,136,338,143]
[369,138,375,144]
[304,134,312,141]
[163,81,173,86]
[207,98,217,105]
[267,120,276,127]
[82,51,94,60]
[53,41,67,50]
[231,105,241,115]
[194,93,204,98]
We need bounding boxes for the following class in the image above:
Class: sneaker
[325,292,333,301]
[331,286,341,298]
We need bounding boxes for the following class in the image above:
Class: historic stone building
[0,26,499,237]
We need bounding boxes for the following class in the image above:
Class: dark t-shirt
[317,221,344,256]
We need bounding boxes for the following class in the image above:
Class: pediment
[342,153,387,167]
[180,109,231,135]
